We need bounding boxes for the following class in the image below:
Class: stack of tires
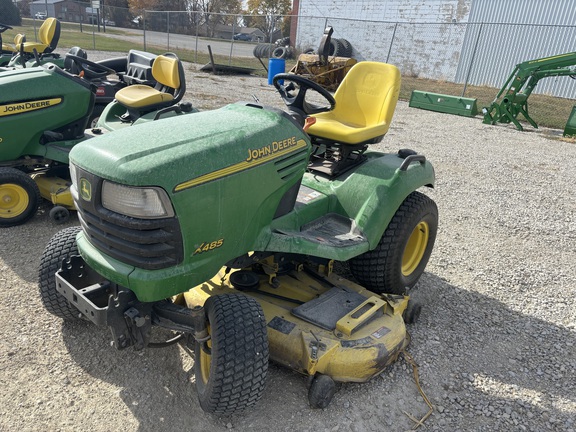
[304,38,354,58]
[253,43,276,59]
[271,46,291,59]
[253,37,294,60]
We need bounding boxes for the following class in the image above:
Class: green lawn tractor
[39,61,438,412]
[0,52,193,227]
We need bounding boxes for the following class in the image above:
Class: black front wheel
[49,205,71,224]
[308,374,337,409]
[349,191,438,294]
[38,226,83,320]
[195,294,269,414]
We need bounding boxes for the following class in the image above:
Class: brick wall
[294,0,472,81]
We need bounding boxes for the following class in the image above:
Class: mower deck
[179,263,410,383]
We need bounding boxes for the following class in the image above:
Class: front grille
[73,168,183,270]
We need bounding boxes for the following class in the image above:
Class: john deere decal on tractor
[0,98,62,115]
[39,61,438,413]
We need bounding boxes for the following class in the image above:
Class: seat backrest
[151,53,186,103]
[152,54,180,89]
[38,18,60,52]
[14,33,25,47]
[331,61,400,130]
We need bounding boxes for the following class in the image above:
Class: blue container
[268,58,285,85]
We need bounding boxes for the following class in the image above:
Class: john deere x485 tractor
[39,61,438,412]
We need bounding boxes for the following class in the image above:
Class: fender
[266,150,435,261]
[332,150,435,248]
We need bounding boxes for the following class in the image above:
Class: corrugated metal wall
[456,0,576,98]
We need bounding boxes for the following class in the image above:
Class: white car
[35,12,47,20]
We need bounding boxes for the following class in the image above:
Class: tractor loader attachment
[482,51,576,131]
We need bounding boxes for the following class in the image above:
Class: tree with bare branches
[245,0,291,38]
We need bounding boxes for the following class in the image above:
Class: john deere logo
[80,178,92,201]
[0,98,62,117]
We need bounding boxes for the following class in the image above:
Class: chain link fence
[25,4,576,95]
[23,4,576,98]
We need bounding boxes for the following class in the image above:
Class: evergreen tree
[0,0,22,25]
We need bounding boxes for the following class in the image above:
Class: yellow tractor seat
[2,33,25,52]
[115,53,185,112]
[115,85,175,108]
[307,61,401,145]
[17,18,60,55]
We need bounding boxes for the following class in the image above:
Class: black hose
[148,333,184,348]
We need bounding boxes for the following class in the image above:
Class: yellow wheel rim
[402,221,429,276]
[199,326,212,385]
[0,183,29,219]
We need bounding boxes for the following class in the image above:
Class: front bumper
[56,254,204,350]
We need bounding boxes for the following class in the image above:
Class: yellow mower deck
[179,261,410,383]
[32,173,74,209]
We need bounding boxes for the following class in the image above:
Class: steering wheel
[273,73,336,117]
[66,54,116,79]
[0,23,13,33]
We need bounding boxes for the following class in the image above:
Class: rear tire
[195,294,269,414]
[38,226,83,321]
[0,167,41,227]
[349,192,438,294]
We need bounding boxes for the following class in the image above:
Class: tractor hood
[71,103,312,297]
[70,103,307,192]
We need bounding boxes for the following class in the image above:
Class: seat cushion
[19,42,50,54]
[308,113,389,144]
[115,85,174,108]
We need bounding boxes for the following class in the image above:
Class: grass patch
[12,20,141,52]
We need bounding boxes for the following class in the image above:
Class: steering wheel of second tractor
[66,54,116,79]
[273,73,336,116]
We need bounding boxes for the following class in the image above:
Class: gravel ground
[0,51,575,431]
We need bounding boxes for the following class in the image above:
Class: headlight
[101,181,174,219]
[69,163,79,202]
[69,163,78,187]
